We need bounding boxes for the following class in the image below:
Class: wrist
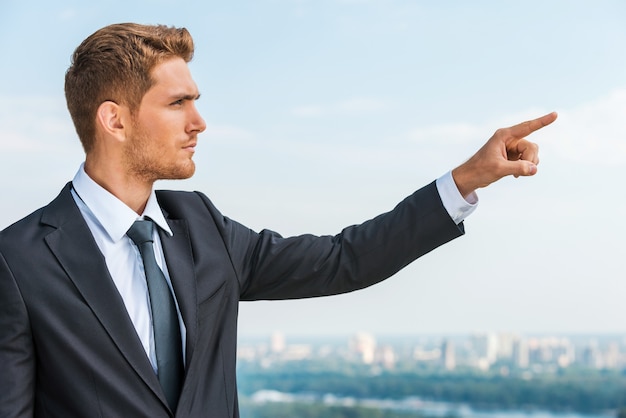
[451,165,476,199]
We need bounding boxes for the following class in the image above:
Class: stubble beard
[123,129,196,184]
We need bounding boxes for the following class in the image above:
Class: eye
[171,99,184,106]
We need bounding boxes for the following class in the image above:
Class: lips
[183,142,197,152]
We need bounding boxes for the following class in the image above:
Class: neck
[84,156,153,215]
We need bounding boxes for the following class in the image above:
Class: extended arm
[192,182,465,301]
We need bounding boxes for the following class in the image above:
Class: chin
[170,162,196,180]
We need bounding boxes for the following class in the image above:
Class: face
[123,57,206,183]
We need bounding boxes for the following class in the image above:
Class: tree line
[238,368,626,415]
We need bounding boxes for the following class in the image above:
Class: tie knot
[127,220,155,246]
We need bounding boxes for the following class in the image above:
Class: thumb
[506,160,537,178]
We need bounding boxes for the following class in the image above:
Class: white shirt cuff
[435,171,478,225]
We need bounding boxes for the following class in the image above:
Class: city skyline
[1,1,625,337]
[238,329,626,373]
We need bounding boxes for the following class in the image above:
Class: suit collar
[71,164,173,241]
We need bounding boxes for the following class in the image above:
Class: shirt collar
[72,163,173,242]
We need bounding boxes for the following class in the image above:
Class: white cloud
[406,88,626,165]
[545,88,626,164]
[408,107,555,146]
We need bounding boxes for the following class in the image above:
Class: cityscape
[238,331,626,374]
[236,332,626,417]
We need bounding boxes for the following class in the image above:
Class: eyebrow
[171,93,201,101]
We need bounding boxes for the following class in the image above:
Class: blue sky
[1,0,625,337]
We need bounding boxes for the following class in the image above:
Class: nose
[187,102,207,134]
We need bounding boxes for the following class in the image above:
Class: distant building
[236,331,625,375]
[237,345,257,362]
[282,344,313,361]
[581,341,602,369]
[441,339,456,371]
[378,345,396,369]
[350,332,377,364]
[413,346,440,363]
[471,332,498,370]
[496,333,516,360]
[270,331,286,354]
[604,342,621,369]
[553,338,574,368]
[512,338,529,369]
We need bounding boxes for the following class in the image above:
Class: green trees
[238,368,626,414]
[239,401,450,418]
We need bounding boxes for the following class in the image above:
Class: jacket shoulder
[0,182,76,250]
[155,189,221,220]
[0,207,46,242]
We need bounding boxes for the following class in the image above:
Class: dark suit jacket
[0,181,463,417]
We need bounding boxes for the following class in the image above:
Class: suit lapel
[41,184,168,408]
[159,218,198,369]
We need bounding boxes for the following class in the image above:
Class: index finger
[509,112,558,138]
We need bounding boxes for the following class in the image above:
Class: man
[0,23,556,417]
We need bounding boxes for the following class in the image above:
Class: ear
[95,101,129,142]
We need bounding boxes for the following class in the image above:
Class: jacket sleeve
[0,250,35,417]
[196,181,465,301]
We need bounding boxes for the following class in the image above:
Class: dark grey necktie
[127,219,183,412]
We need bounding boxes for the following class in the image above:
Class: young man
[0,23,556,417]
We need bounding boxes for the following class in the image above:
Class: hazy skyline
[1,0,625,337]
